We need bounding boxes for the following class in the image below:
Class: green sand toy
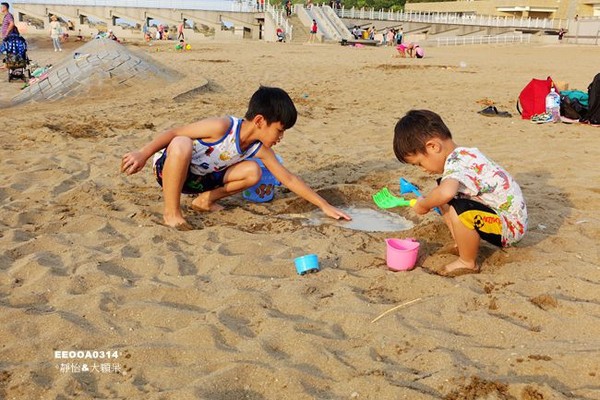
[373,188,417,209]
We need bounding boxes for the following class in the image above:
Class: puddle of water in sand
[279,206,414,232]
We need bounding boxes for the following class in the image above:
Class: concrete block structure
[404,0,597,20]
[10,0,278,42]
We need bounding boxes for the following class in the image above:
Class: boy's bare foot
[174,222,194,231]
[438,258,479,277]
[163,214,194,230]
[191,195,224,212]
[168,221,194,231]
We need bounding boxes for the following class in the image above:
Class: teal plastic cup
[295,254,319,275]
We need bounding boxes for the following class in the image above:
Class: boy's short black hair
[245,86,297,130]
[1,2,9,9]
[393,109,452,163]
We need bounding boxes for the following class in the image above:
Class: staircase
[288,14,310,43]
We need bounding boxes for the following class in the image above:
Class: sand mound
[11,39,180,106]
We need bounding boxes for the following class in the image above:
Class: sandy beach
[1,36,599,399]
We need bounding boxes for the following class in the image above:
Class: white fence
[10,0,257,12]
[430,34,532,46]
[336,7,565,30]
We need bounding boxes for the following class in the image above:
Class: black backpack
[582,73,600,125]
[561,95,588,120]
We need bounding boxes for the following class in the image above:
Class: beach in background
[1,37,599,399]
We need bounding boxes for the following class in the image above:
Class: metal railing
[265,3,293,41]
[10,0,258,12]
[336,7,565,30]
[430,34,532,46]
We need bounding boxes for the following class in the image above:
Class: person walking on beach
[177,21,184,40]
[49,15,62,52]
[308,19,317,43]
[1,2,15,39]
[393,110,527,276]
[121,86,350,230]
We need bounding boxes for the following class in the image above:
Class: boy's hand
[321,204,352,221]
[413,198,430,215]
[121,151,148,175]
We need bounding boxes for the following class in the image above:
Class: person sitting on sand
[175,39,184,50]
[276,26,285,42]
[393,110,527,276]
[414,44,424,58]
[395,43,407,58]
[107,30,118,41]
[121,86,351,230]
[405,42,415,57]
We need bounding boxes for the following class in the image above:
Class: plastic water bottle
[545,87,561,122]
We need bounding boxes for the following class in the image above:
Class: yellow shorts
[449,198,503,247]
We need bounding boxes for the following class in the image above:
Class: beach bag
[582,73,600,125]
[516,76,554,119]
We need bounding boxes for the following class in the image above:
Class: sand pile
[11,38,180,106]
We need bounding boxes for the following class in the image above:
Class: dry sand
[0,36,599,400]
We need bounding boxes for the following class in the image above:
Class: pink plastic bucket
[385,238,420,271]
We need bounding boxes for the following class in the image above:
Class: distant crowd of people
[142,22,184,42]
[350,26,404,45]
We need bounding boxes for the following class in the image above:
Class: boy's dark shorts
[448,198,503,247]
[153,151,226,195]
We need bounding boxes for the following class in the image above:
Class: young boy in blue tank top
[393,110,527,276]
[121,86,350,230]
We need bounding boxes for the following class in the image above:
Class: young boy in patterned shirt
[393,110,527,276]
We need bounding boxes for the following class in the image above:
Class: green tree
[341,0,406,10]
[338,0,458,10]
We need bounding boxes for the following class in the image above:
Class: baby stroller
[2,32,31,82]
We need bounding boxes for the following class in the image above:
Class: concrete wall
[404,0,590,19]
[13,3,264,42]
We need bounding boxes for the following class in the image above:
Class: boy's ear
[251,114,266,127]
[425,139,442,154]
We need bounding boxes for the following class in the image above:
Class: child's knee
[246,161,262,185]
[167,137,193,157]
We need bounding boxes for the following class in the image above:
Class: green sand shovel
[373,188,417,209]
